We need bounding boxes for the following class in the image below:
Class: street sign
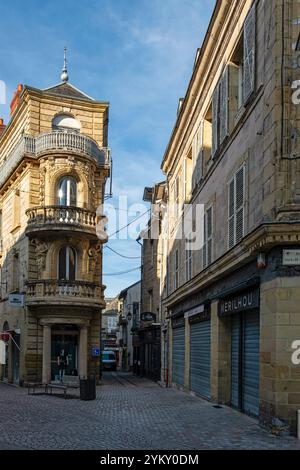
[283,249,300,266]
[9,293,24,308]
[91,347,100,357]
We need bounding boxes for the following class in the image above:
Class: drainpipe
[298,410,300,440]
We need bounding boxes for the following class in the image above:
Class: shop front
[218,286,260,418]
[51,324,79,381]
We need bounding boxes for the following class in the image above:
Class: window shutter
[212,84,220,157]
[207,207,213,266]
[203,211,207,268]
[243,5,256,103]
[228,179,235,249]
[219,68,229,144]
[235,166,245,243]
[192,122,204,191]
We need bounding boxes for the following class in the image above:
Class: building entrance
[51,325,79,381]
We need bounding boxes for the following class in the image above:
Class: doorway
[51,325,79,381]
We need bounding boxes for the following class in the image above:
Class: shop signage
[172,316,185,329]
[141,312,156,323]
[218,288,259,317]
[282,249,300,266]
[9,293,24,308]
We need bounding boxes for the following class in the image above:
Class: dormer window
[52,113,81,133]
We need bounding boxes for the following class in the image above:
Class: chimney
[10,84,23,116]
[0,118,6,138]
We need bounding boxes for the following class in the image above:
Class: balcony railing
[26,280,104,306]
[0,136,35,189]
[0,132,111,189]
[26,205,97,235]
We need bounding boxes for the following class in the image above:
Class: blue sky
[0,0,215,298]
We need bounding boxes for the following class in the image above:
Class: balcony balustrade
[0,131,111,188]
[26,279,104,307]
[25,205,99,237]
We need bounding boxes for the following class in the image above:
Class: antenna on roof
[61,47,69,83]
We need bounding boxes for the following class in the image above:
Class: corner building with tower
[0,58,110,385]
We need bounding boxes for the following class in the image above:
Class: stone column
[79,326,88,378]
[42,325,51,384]
[210,300,231,404]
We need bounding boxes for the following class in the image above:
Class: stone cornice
[164,222,300,308]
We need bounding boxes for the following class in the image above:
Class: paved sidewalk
[0,373,300,450]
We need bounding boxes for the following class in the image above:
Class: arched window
[58,177,77,206]
[58,246,76,281]
[52,114,81,133]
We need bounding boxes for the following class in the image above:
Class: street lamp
[127,311,132,322]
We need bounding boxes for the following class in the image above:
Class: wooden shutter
[235,165,245,243]
[212,84,220,157]
[243,5,256,103]
[219,68,229,144]
[207,207,213,266]
[203,206,213,268]
[192,122,203,191]
[228,179,235,249]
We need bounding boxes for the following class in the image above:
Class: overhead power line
[103,266,141,276]
[104,245,141,259]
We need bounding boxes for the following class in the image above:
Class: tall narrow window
[58,246,76,281]
[228,165,245,249]
[58,177,77,206]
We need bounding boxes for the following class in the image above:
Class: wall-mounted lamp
[257,253,266,270]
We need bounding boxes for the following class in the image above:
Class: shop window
[58,246,76,281]
[58,177,77,206]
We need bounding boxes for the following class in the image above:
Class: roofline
[24,85,110,106]
[160,0,222,171]
[118,280,141,299]
[43,82,95,101]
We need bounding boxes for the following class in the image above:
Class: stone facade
[0,80,110,385]
[155,0,300,434]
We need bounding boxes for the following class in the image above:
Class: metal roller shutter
[231,315,240,409]
[230,312,260,417]
[172,327,185,386]
[243,312,260,417]
[190,320,211,399]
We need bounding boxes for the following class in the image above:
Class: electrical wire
[103,266,141,276]
[107,209,150,238]
[104,245,141,259]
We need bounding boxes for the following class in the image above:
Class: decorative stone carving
[88,244,101,272]
[33,239,48,275]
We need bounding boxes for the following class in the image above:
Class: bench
[27,383,47,395]
[46,383,68,399]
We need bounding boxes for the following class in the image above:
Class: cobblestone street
[0,372,300,450]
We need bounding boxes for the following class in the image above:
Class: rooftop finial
[61,47,69,83]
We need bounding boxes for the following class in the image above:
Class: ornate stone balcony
[0,132,111,189]
[26,279,104,308]
[25,205,103,238]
